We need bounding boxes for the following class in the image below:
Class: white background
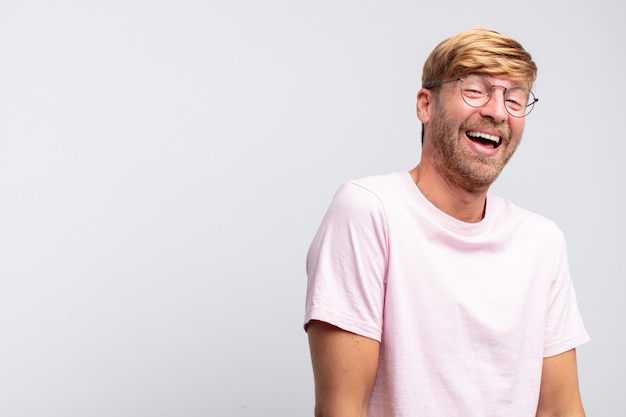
[0,1,623,416]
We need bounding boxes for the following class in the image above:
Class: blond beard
[427,105,521,193]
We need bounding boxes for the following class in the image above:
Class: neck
[410,162,488,223]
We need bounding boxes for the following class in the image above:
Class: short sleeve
[543,232,590,357]
[304,181,389,341]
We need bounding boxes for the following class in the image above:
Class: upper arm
[307,320,380,417]
[536,349,585,417]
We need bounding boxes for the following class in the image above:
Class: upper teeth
[467,131,500,144]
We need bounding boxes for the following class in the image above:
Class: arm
[536,348,585,417]
[307,320,380,417]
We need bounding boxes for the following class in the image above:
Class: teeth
[467,131,500,144]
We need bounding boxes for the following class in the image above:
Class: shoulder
[315,172,410,238]
[332,171,408,208]
[488,194,567,245]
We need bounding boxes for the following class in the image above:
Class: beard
[427,105,522,193]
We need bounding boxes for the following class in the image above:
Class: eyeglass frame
[424,75,539,118]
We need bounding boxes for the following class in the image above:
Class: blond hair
[422,29,537,88]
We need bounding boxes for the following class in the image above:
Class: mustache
[460,119,511,143]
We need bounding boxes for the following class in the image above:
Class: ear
[416,88,434,123]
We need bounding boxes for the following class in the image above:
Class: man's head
[416,29,538,192]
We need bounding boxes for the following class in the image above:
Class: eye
[505,97,523,111]
[462,86,488,98]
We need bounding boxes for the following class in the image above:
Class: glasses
[425,75,539,118]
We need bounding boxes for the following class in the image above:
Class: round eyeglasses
[425,75,539,118]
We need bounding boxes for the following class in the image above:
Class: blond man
[305,29,589,417]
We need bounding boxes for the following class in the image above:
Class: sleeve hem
[303,306,382,342]
[543,331,591,358]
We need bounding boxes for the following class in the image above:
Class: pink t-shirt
[304,171,589,417]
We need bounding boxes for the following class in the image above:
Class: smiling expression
[421,76,526,193]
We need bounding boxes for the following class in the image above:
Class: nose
[479,86,509,123]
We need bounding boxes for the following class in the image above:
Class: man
[304,29,589,417]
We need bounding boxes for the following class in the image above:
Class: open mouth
[466,131,501,149]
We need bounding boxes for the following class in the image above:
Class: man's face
[422,76,527,192]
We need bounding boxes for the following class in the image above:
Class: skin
[307,320,379,417]
[307,75,585,416]
[536,349,586,417]
[412,75,525,222]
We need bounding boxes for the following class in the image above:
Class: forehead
[469,73,532,89]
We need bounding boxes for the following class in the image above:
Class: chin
[452,160,504,193]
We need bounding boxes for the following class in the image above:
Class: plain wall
[0,1,623,415]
